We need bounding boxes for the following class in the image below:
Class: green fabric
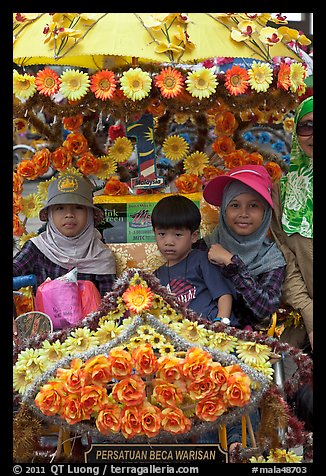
[280,96,313,238]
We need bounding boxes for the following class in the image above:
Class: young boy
[151,194,234,323]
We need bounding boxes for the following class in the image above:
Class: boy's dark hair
[151,195,201,233]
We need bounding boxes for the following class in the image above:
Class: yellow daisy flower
[172,319,206,342]
[129,335,144,349]
[249,455,267,463]
[120,67,152,101]
[150,332,167,349]
[267,449,302,463]
[137,324,155,340]
[21,193,44,218]
[183,151,210,176]
[38,339,69,363]
[108,137,133,163]
[37,177,57,201]
[129,274,149,287]
[162,135,189,161]
[250,361,274,381]
[96,155,118,179]
[151,295,165,311]
[13,366,34,394]
[19,232,38,249]
[248,61,273,93]
[59,69,90,101]
[185,68,218,99]
[236,342,272,365]
[210,332,238,353]
[13,70,36,100]
[289,63,306,93]
[14,348,45,378]
[158,342,176,356]
[63,328,99,354]
[95,321,122,344]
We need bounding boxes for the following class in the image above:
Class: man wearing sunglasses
[270,95,313,355]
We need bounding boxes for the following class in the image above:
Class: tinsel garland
[13,403,43,462]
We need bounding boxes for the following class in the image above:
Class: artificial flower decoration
[289,63,307,93]
[203,166,225,181]
[174,173,202,194]
[63,114,83,132]
[248,61,273,93]
[76,152,100,176]
[13,70,36,100]
[32,148,52,176]
[183,151,210,176]
[154,67,184,99]
[35,67,61,96]
[214,111,238,136]
[185,68,218,99]
[259,27,283,46]
[224,65,249,96]
[224,150,248,169]
[21,193,43,218]
[235,342,272,365]
[51,146,73,171]
[277,63,291,91]
[63,132,89,156]
[13,118,28,134]
[96,156,118,180]
[264,161,283,182]
[90,70,117,100]
[59,69,90,101]
[230,20,257,42]
[122,284,154,314]
[120,68,152,101]
[162,135,189,161]
[104,176,129,196]
[108,137,134,163]
[16,159,39,180]
[212,136,236,157]
[246,152,264,166]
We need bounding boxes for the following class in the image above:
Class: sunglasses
[296,120,313,137]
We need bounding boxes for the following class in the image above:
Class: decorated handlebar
[13,274,37,291]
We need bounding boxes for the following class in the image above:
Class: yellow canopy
[13,13,302,69]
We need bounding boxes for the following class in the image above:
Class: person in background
[198,164,286,455]
[151,194,235,323]
[269,95,313,352]
[13,174,116,298]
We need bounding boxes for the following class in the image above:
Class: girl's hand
[208,243,233,267]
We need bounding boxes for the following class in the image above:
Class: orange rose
[80,385,109,416]
[13,192,22,214]
[139,402,162,438]
[182,347,212,381]
[35,381,66,416]
[121,406,142,439]
[56,358,90,394]
[161,407,191,435]
[16,159,39,180]
[203,166,225,181]
[264,161,283,182]
[195,396,226,421]
[209,362,229,394]
[63,132,89,156]
[76,152,100,175]
[112,375,146,406]
[32,148,51,176]
[152,378,184,408]
[107,347,133,380]
[132,343,158,376]
[104,176,129,196]
[214,111,238,136]
[51,146,73,171]
[187,376,217,401]
[156,355,184,383]
[13,213,26,237]
[63,114,83,132]
[96,403,122,435]
[61,394,84,424]
[174,174,202,194]
[224,366,251,407]
[246,152,264,166]
[83,355,112,385]
[224,150,248,169]
[13,172,24,193]
[212,136,236,156]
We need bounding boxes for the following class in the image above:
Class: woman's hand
[208,243,233,267]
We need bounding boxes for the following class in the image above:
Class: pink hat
[203,164,274,208]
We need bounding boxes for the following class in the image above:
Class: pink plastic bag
[35,279,82,330]
[35,279,101,330]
